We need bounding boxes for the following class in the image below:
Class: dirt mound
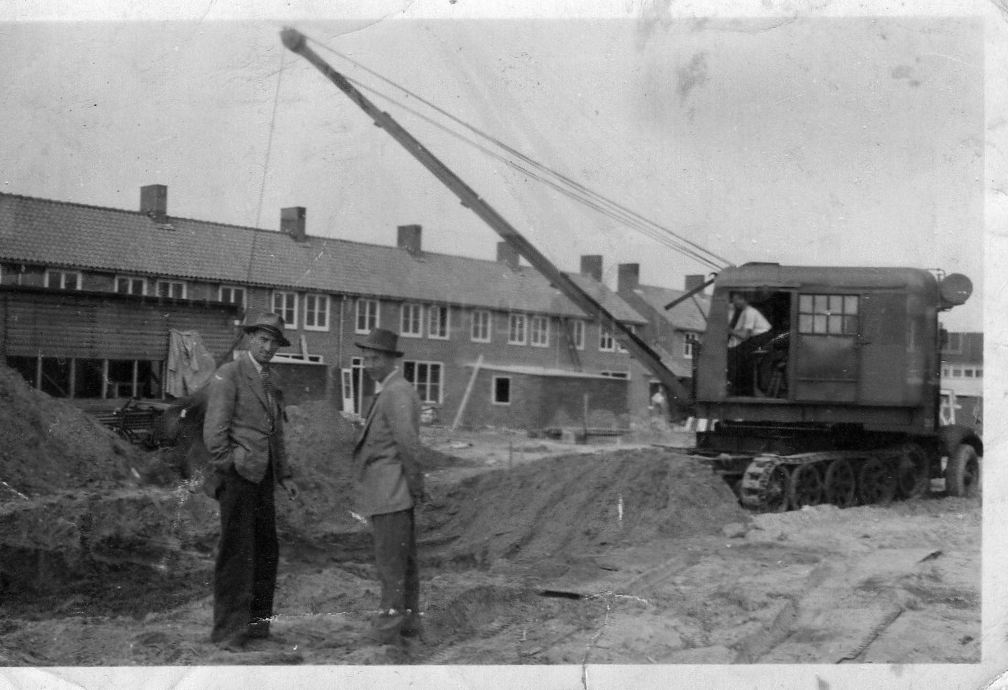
[276,401,463,539]
[425,448,747,565]
[0,364,145,498]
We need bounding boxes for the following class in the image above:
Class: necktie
[261,365,276,422]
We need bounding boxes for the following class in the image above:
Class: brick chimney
[140,184,167,221]
[580,255,603,282]
[617,263,640,293]
[684,274,706,292]
[397,224,422,256]
[497,242,520,271]
[281,207,307,242]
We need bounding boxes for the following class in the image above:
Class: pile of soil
[0,364,144,498]
[425,448,747,565]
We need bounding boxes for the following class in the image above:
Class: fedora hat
[355,328,403,357]
[242,312,291,347]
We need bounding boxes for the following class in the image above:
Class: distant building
[612,261,709,411]
[0,186,648,429]
[940,329,983,433]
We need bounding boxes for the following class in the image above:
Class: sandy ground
[0,426,980,667]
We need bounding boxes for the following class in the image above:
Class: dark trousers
[371,508,419,641]
[211,462,278,643]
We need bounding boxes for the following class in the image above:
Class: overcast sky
[0,2,998,331]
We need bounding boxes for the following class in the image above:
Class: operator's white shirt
[728,305,771,347]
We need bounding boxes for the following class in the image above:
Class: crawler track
[738,445,928,512]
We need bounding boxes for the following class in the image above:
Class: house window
[273,291,298,328]
[471,310,491,343]
[508,314,527,345]
[530,316,549,347]
[616,325,634,353]
[304,293,330,331]
[45,269,81,290]
[942,331,963,354]
[493,376,511,405]
[600,371,630,379]
[356,298,379,334]
[683,332,700,359]
[115,276,147,295]
[401,303,423,337]
[599,327,616,352]
[428,305,450,340]
[569,319,585,350]
[156,280,186,299]
[219,285,246,308]
[403,360,443,404]
[941,366,950,378]
[798,294,859,335]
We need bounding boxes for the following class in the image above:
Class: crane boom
[280,27,692,414]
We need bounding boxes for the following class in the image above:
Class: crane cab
[694,264,972,454]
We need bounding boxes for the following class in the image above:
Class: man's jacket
[353,369,423,517]
[202,354,290,498]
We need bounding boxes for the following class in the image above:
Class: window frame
[427,304,450,340]
[471,309,492,343]
[570,319,585,351]
[155,279,187,299]
[218,285,247,308]
[303,293,330,332]
[400,303,423,338]
[115,275,148,296]
[272,290,298,329]
[599,326,617,352]
[508,313,527,345]
[797,293,860,336]
[530,315,550,348]
[492,375,512,405]
[683,331,700,359]
[402,359,444,404]
[44,268,82,290]
[355,298,380,334]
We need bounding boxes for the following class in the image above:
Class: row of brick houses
[0,185,707,429]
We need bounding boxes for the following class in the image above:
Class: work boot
[215,634,247,653]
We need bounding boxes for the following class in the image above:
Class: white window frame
[427,304,450,340]
[355,298,379,334]
[403,360,444,404]
[508,313,527,345]
[115,275,147,295]
[45,269,82,290]
[570,319,585,351]
[303,293,330,331]
[683,332,700,359]
[530,315,550,348]
[219,285,247,308]
[471,310,491,343]
[599,327,616,352]
[492,375,512,405]
[400,303,423,338]
[273,291,298,329]
[155,279,187,299]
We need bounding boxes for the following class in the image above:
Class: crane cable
[296,32,731,272]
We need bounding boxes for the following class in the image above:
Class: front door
[792,293,859,402]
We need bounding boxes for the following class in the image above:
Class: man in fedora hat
[203,311,298,651]
[353,327,425,648]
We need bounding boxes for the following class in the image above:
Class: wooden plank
[451,354,483,431]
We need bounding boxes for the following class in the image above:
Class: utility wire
[299,32,732,271]
[249,47,287,282]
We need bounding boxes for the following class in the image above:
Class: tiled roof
[634,284,710,331]
[0,192,645,324]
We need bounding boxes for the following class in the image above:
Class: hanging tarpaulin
[166,329,217,397]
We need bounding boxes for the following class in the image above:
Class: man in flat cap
[353,328,425,648]
[203,312,298,651]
